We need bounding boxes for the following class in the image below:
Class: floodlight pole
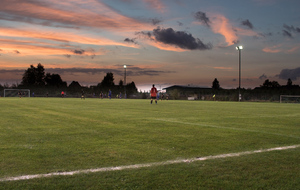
[124,65,127,98]
[236,46,243,102]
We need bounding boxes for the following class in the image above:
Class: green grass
[0,98,299,189]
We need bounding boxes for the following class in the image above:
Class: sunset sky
[0,0,299,91]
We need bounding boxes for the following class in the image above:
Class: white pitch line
[1,144,299,182]
[156,118,300,139]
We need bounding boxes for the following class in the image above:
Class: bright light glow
[236,46,243,50]
[124,65,127,68]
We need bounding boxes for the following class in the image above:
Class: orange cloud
[262,45,282,53]
[0,0,154,32]
[210,14,238,46]
[0,27,138,48]
[0,61,30,68]
[286,45,300,53]
[146,40,187,52]
[0,39,104,56]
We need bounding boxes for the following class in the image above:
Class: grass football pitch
[0,98,299,189]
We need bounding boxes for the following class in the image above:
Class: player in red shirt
[150,84,158,104]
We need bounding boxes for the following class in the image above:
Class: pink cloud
[0,0,154,32]
[286,45,300,53]
[209,14,238,46]
[263,44,300,54]
[146,40,188,52]
[262,45,282,53]
[0,27,138,48]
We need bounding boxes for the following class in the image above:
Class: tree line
[1,64,299,101]
[199,78,300,101]
[1,63,138,98]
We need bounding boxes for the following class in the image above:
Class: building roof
[163,85,211,90]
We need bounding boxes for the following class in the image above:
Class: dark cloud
[67,49,95,58]
[124,38,137,44]
[283,24,300,33]
[14,50,20,54]
[277,67,300,80]
[135,31,152,38]
[177,21,183,26]
[150,18,162,25]
[0,69,23,74]
[259,74,267,80]
[64,54,71,58]
[152,27,212,50]
[90,54,96,59]
[282,30,293,38]
[72,49,85,55]
[193,11,210,27]
[282,24,300,38]
[253,32,272,39]
[241,19,253,29]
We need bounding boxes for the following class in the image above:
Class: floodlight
[235,46,243,101]
[236,46,243,50]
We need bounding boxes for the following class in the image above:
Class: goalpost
[3,89,30,97]
[280,95,300,103]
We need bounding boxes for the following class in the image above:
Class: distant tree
[262,79,271,88]
[21,63,45,86]
[262,79,280,88]
[126,81,138,95]
[212,78,220,90]
[119,80,123,87]
[100,72,115,88]
[21,65,37,86]
[271,81,280,88]
[68,81,81,89]
[35,63,45,86]
[45,73,67,87]
[287,78,293,86]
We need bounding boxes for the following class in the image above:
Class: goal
[3,89,30,97]
[280,95,300,103]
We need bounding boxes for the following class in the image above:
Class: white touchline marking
[156,118,300,139]
[1,144,299,182]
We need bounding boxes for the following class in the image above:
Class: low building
[163,85,212,100]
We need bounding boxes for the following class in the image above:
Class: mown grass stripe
[1,144,299,182]
[156,118,300,139]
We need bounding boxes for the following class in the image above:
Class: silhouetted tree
[119,80,123,87]
[287,78,293,86]
[212,78,220,90]
[262,79,280,88]
[35,63,45,86]
[22,65,37,86]
[271,81,280,88]
[69,81,81,89]
[126,81,138,95]
[99,72,115,88]
[45,73,67,87]
[21,63,45,86]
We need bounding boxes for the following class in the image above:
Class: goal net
[4,89,30,97]
[280,95,300,103]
